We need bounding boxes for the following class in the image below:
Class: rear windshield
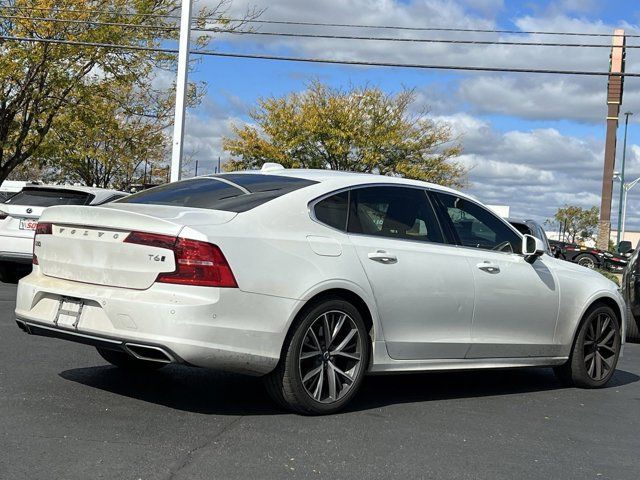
[4,189,92,207]
[0,191,17,202]
[118,174,317,212]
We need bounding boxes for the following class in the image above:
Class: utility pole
[597,28,626,250]
[195,159,199,177]
[170,0,193,183]
[616,111,633,245]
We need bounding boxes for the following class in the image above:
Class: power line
[2,14,638,48]
[223,19,640,39]
[200,27,639,48]
[0,5,637,39]
[2,34,640,77]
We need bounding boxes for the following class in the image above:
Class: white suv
[0,185,126,281]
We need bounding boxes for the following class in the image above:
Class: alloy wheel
[298,310,363,403]
[583,312,618,381]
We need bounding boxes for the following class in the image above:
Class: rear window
[314,191,349,231]
[0,191,17,202]
[4,189,91,207]
[119,174,317,212]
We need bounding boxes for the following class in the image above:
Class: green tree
[0,0,260,185]
[550,205,600,244]
[38,93,167,189]
[223,81,466,187]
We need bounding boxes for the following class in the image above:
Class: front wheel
[554,305,621,388]
[264,298,370,415]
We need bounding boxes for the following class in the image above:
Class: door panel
[464,251,561,358]
[346,186,474,360]
[432,191,560,358]
[351,236,474,359]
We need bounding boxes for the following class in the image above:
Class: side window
[314,191,349,231]
[348,186,444,243]
[436,193,521,253]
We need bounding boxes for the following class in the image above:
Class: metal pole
[195,159,198,177]
[621,185,629,241]
[617,112,633,244]
[170,0,193,183]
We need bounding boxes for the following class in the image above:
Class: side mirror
[522,234,545,263]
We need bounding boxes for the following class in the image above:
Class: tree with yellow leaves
[223,81,466,187]
[0,0,260,185]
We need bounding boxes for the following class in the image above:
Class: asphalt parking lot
[1,282,639,480]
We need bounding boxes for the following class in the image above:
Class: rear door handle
[477,261,500,274]
[368,250,397,264]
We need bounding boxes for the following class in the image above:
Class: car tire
[574,253,598,269]
[96,347,166,371]
[626,304,640,343]
[554,304,621,388]
[264,298,370,415]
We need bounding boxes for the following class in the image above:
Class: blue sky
[179,0,640,231]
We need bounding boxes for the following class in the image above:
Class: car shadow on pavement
[59,364,639,416]
[347,367,639,413]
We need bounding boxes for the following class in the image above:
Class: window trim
[308,183,448,246]
[431,191,526,256]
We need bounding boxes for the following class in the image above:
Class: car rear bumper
[15,269,299,375]
[0,235,34,264]
[0,250,33,264]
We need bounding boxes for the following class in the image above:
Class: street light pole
[617,111,633,245]
[170,0,193,183]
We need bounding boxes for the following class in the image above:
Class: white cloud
[434,113,636,226]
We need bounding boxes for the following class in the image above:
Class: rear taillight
[32,222,52,265]
[124,231,175,250]
[0,213,7,220]
[124,232,237,288]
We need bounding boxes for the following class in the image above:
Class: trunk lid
[0,205,46,238]
[35,204,237,289]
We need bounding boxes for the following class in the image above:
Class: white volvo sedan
[15,166,625,414]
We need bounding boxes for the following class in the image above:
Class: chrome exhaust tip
[124,343,174,363]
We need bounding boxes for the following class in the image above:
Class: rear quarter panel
[183,184,380,335]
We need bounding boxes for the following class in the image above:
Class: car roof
[22,184,127,202]
[214,168,474,201]
[506,217,540,226]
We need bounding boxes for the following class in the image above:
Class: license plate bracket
[19,219,38,231]
[54,297,84,329]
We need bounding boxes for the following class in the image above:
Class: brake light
[124,232,237,288]
[32,222,52,265]
[124,231,175,250]
[0,213,7,220]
